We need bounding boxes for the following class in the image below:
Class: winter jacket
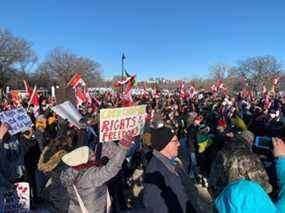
[60,142,127,213]
[143,150,197,213]
[0,134,36,189]
[215,157,285,213]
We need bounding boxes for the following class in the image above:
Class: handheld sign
[0,182,30,213]
[100,105,146,142]
[52,101,83,129]
[0,108,33,135]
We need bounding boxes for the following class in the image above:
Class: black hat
[150,127,176,151]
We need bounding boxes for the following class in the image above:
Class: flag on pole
[188,85,196,98]
[29,86,39,117]
[23,80,33,96]
[68,73,86,89]
[113,73,136,88]
[179,81,186,99]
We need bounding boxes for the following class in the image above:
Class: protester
[143,126,204,213]
[59,133,134,213]
[214,138,285,213]
[0,76,285,213]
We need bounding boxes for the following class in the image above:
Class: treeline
[0,28,103,90]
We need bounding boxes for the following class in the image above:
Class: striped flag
[68,73,86,89]
[28,86,39,117]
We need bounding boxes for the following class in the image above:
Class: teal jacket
[215,157,285,213]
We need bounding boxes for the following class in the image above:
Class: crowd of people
[0,87,285,213]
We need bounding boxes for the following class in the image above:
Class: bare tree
[210,64,231,80]
[0,28,37,88]
[237,55,283,89]
[36,48,102,87]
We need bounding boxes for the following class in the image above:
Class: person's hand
[23,128,33,139]
[119,133,134,149]
[273,138,285,158]
[0,123,9,140]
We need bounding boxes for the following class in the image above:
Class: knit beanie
[151,127,176,151]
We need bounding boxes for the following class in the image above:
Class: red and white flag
[113,75,135,88]
[29,86,39,117]
[179,82,186,99]
[120,81,134,106]
[68,73,86,89]
[75,88,87,106]
[23,80,33,97]
[188,85,196,98]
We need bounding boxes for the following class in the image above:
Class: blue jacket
[215,157,285,213]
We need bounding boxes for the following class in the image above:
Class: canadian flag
[179,82,186,99]
[113,75,136,88]
[23,80,33,97]
[68,73,86,89]
[29,86,40,117]
[84,90,92,105]
[75,88,87,106]
[188,85,196,98]
[120,81,133,107]
[23,80,39,114]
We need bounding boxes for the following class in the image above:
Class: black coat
[143,151,196,213]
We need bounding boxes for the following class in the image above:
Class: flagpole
[121,53,125,94]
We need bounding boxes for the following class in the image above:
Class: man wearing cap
[143,126,200,213]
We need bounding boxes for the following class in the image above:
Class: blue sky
[1,0,285,80]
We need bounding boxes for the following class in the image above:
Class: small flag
[29,86,39,117]
[68,73,86,89]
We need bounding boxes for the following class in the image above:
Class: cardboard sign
[55,86,77,105]
[100,105,146,142]
[0,182,30,213]
[0,108,33,135]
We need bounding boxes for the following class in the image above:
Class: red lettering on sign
[114,120,120,130]
[129,116,137,128]
[110,120,114,131]
[125,117,132,128]
[102,131,109,142]
[101,120,110,132]
[119,119,125,130]
[109,131,116,141]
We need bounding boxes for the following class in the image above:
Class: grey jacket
[60,142,127,213]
